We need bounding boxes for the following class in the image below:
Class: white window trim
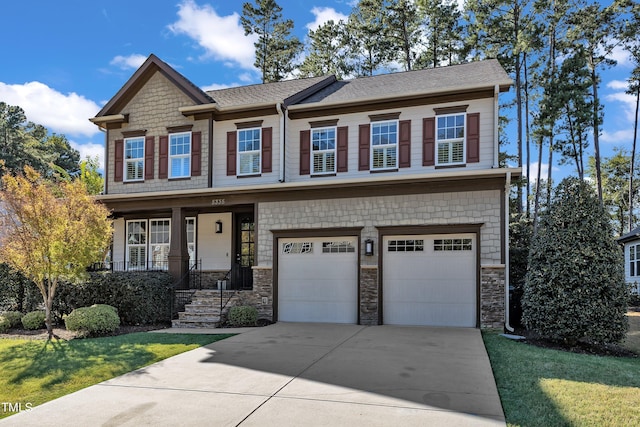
[237,127,262,176]
[370,120,398,171]
[126,219,147,270]
[124,137,144,182]
[169,132,192,179]
[435,113,466,166]
[631,244,640,277]
[186,217,196,268]
[311,126,337,175]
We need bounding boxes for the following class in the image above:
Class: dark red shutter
[423,118,435,166]
[399,120,411,168]
[300,130,310,175]
[191,131,202,176]
[226,131,237,176]
[114,139,124,182]
[262,127,272,173]
[337,126,348,173]
[358,124,370,171]
[144,136,155,180]
[158,135,168,179]
[467,112,480,163]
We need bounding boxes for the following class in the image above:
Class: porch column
[168,207,188,285]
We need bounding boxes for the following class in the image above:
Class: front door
[233,213,254,289]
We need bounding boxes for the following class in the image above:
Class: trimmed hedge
[65,304,120,337]
[22,311,46,330]
[54,271,173,325]
[0,316,10,333]
[0,263,41,313]
[1,311,23,328]
[228,306,258,327]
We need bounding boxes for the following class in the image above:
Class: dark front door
[233,213,254,289]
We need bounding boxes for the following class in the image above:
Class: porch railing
[170,260,202,319]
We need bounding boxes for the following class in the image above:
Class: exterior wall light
[364,238,374,256]
[215,220,223,234]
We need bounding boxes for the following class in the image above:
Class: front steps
[172,290,239,328]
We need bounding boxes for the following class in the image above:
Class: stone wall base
[480,266,506,329]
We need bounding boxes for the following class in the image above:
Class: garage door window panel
[387,239,424,252]
[434,238,472,251]
[283,242,313,254]
[322,241,355,253]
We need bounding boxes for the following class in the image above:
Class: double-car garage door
[277,233,477,327]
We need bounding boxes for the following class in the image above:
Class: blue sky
[1,0,637,183]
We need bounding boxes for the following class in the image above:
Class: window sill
[123,180,144,184]
[168,177,191,181]
[369,168,398,174]
[237,174,262,178]
[435,164,467,170]
[311,173,337,178]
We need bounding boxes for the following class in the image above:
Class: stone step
[178,312,221,320]
[171,319,221,328]
[183,306,224,314]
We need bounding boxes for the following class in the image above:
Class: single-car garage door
[383,234,476,327]
[278,237,358,323]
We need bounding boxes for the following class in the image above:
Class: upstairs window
[124,137,144,181]
[238,128,261,175]
[436,114,465,165]
[312,127,336,174]
[169,132,191,178]
[371,120,397,170]
[631,244,640,277]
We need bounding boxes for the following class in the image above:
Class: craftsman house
[90,54,519,328]
[617,227,640,295]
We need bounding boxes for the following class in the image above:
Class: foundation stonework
[480,266,506,329]
[360,266,379,325]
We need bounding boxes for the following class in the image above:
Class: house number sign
[211,199,225,206]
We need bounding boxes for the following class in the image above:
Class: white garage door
[278,237,358,323]
[383,234,476,327]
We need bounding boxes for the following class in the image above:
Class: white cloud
[601,128,634,144]
[168,0,257,70]
[110,54,147,70]
[0,81,101,137]
[201,82,238,91]
[525,162,561,184]
[610,43,633,68]
[306,7,348,31]
[70,141,105,171]
[605,86,638,122]
[608,80,629,91]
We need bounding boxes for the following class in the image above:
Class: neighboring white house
[618,227,640,295]
[90,54,521,328]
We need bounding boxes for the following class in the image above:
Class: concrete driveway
[2,323,505,426]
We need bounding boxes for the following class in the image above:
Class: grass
[484,313,640,427]
[0,332,233,419]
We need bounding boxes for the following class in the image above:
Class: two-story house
[90,54,519,329]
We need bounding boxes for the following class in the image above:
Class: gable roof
[292,59,512,108]
[93,54,213,119]
[618,226,640,244]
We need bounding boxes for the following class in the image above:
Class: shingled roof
[293,59,512,107]
[207,75,335,109]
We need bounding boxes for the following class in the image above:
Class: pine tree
[417,0,463,68]
[241,0,302,83]
[522,177,628,345]
[385,0,423,71]
[346,0,393,76]
[299,20,354,79]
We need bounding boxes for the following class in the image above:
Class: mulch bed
[0,324,169,341]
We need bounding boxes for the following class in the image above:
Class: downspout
[276,102,286,183]
[493,84,500,169]
[504,170,514,332]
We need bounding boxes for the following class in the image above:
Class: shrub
[65,304,120,337]
[22,311,46,330]
[228,306,258,327]
[522,178,628,345]
[1,311,23,328]
[53,271,173,325]
[0,316,10,333]
[0,263,41,313]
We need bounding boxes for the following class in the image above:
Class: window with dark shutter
[466,112,480,163]
[144,136,155,180]
[399,120,411,168]
[422,118,435,166]
[337,126,348,173]
[158,135,168,179]
[226,131,237,176]
[114,139,124,182]
[191,131,202,176]
[300,130,310,175]
[358,124,370,171]
[262,127,272,173]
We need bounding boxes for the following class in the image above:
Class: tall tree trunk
[524,53,531,218]
[514,3,523,215]
[533,135,544,235]
[547,136,553,208]
[630,86,640,232]
[591,63,603,203]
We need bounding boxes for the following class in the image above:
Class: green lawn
[483,321,640,427]
[0,332,233,419]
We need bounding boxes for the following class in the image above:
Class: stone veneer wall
[360,266,379,325]
[480,266,505,329]
[238,267,273,320]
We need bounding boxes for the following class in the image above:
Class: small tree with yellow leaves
[0,166,112,339]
